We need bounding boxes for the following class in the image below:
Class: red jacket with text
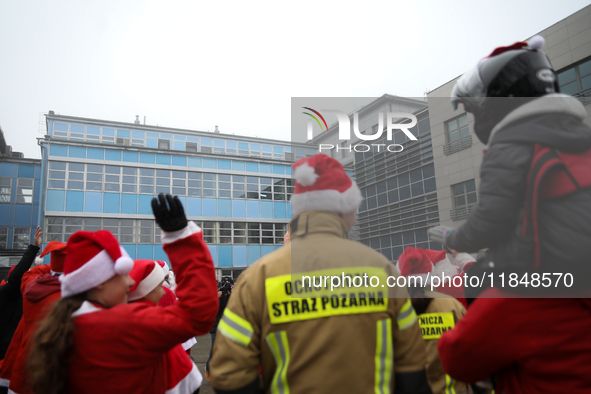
[438,287,591,394]
[67,224,218,394]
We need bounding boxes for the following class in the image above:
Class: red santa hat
[398,247,434,282]
[60,230,134,298]
[291,153,362,216]
[128,260,166,302]
[38,241,67,273]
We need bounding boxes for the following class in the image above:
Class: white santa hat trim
[290,182,362,216]
[59,247,132,298]
[128,263,166,302]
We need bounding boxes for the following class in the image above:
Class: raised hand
[151,194,188,232]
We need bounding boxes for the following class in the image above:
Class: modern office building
[427,5,591,233]
[308,95,443,260]
[40,112,316,279]
[0,125,42,277]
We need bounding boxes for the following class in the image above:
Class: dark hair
[408,286,433,316]
[28,293,87,394]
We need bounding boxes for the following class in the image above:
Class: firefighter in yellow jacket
[398,247,468,394]
[210,154,431,394]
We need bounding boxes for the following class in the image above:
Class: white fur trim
[294,163,318,187]
[128,263,166,302]
[34,257,44,266]
[454,253,476,270]
[114,256,133,275]
[291,182,362,216]
[182,336,197,351]
[429,257,459,287]
[161,221,201,245]
[165,362,202,394]
[60,247,131,298]
[72,300,103,318]
[528,35,545,50]
[0,378,9,388]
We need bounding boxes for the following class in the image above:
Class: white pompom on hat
[60,230,134,298]
[291,153,362,216]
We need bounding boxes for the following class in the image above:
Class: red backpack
[522,144,591,268]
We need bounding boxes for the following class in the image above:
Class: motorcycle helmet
[451,35,559,144]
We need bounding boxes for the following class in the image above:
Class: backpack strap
[522,144,565,269]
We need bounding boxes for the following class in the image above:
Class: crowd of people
[1,35,591,393]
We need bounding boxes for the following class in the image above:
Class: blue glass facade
[0,159,42,252]
[41,115,308,273]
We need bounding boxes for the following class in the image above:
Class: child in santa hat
[28,194,218,394]
[398,247,467,394]
[152,260,197,357]
[128,259,202,392]
[1,241,66,394]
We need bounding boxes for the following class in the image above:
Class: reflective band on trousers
[218,308,254,347]
[374,318,393,394]
[445,374,456,394]
[266,331,290,394]
[397,299,417,330]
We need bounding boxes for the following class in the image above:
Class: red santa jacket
[0,265,61,394]
[67,225,218,394]
[159,286,177,307]
[438,287,591,394]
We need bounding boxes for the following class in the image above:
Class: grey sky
[1,0,589,159]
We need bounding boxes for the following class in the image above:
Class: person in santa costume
[0,241,66,394]
[28,194,218,394]
[397,247,467,394]
[128,259,203,393]
[0,226,42,394]
[154,260,198,357]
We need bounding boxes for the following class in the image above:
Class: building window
[16,179,33,203]
[0,227,8,249]
[444,114,471,155]
[122,167,137,193]
[48,162,66,189]
[13,227,30,250]
[158,139,170,150]
[0,178,11,202]
[155,169,171,194]
[86,164,103,191]
[186,142,198,152]
[450,179,477,220]
[557,57,591,99]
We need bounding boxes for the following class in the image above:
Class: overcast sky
[1,0,589,159]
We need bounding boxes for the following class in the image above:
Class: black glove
[151,193,188,232]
